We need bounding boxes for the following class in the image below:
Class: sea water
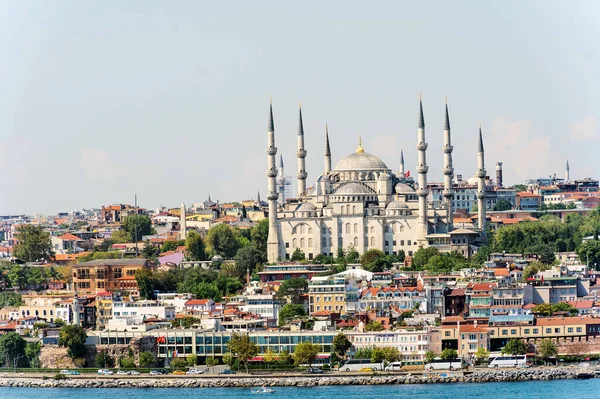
[1,380,599,399]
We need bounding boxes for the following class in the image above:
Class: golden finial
[299,100,302,108]
[356,135,365,154]
[269,96,273,104]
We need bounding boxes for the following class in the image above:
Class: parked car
[173,370,186,375]
[98,369,114,375]
[129,371,141,375]
[220,369,236,375]
[186,369,204,375]
[60,370,80,375]
[306,367,323,374]
[149,369,168,376]
[116,370,129,375]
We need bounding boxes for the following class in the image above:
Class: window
[568,327,573,333]
[346,223,351,234]
[445,331,451,337]
[511,329,517,335]
[407,240,411,246]
[533,328,539,334]
[113,268,123,279]
[502,330,508,336]
[546,328,551,334]
[554,328,560,333]
[576,327,583,333]
[524,329,530,334]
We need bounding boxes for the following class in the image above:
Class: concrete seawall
[0,368,598,388]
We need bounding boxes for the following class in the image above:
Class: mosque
[265,97,487,263]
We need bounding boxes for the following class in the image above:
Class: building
[72,258,152,295]
[264,98,485,263]
[516,192,542,210]
[239,294,283,326]
[112,300,176,321]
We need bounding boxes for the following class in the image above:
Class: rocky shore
[0,368,597,388]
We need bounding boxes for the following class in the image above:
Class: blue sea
[1,381,599,399]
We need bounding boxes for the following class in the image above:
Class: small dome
[296,202,317,211]
[467,175,479,185]
[334,182,372,195]
[386,200,409,210]
[378,172,391,181]
[334,152,389,171]
[395,183,415,193]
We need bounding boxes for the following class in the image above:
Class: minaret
[416,94,429,242]
[477,123,487,234]
[442,98,454,231]
[399,150,405,177]
[496,162,503,187]
[324,124,332,174]
[266,99,280,263]
[72,283,80,327]
[296,103,308,196]
[180,202,187,240]
[276,155,285,204]
[257,191,261,204]
[565,159,570,182]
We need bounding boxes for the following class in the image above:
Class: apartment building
[72,258,152,296]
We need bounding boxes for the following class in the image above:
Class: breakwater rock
[0,368,597,388]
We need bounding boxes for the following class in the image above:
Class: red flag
[404,171,410,177]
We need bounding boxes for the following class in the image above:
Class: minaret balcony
[267,146,278,155]
[443,166,454,175]
[266,168,278,177]
[267,193,279,201]
[417,165,429,174]
[417,142,428,151]
[297,171,308,179]
[297,149,307,158]
[417,188,430,197]
[476,170,486,178]
[476,192,486,199]
[443,189,453,198]
[443,145,453,153]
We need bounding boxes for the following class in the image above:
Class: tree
[365,257,392,273]
[250,219,269,255]
[493,199,513,211]
[111,229,133,244]
[0,332,26,367]
[440,348,458,361]
[227,333,258,373]
[313,254,333,265]
[185,230,206,261]
[0,291,23,307]
[512,184,528,192]
[333,333,352,358]
[346,247,360,263]
[222,352,234,367]
[278,350,291,365]
[577,240,600,270]
[293,341,319,368]
[161,240,185,253]
[264,347,277,369]
[205,224,240,258]
[170,358,187,370]
[424,350,437,364]
[278,304,306,326]
[365,321,384,332]
[475,347,490,363]
[412,247,439,269]
[58,325,87,358]
[135,268,156,300]
[8,266,28,289]
[139,351,155,367]
[96,351,115,368]
[234,246,265,278]
[173,316,201,329]
[122,214,154,242]
[291,248,306,261]
[13,225,54,262]
[538,338,558,363]
[533,302,578,316]
[360,249,386,267]
[371,347,386,363]
[501,339,528,355]
[381,347,400,363]
[25,342,41,368]
[523,261,551,280]
[354,347,373,360]
[205,356,219,373]
[277,278,308,304]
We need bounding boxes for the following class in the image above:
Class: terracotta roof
[469,283,496,291]
[58,233,84,241]
[493,269,511,277]
[516,192,541,198]
[536,317,594,326]
[568,300,594,309]
[459,325,489,333]
[185,299,211,306]
[312,310,333,317]
[523,303,536,309]
[443,316,466,323]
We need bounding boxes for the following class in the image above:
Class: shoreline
[0,367,598,388]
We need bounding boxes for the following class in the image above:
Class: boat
[251,387,276,394]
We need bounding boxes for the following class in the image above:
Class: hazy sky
[1,1,599,215]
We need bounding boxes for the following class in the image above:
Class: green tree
[227,333,259,373]
[293,341,319,368]
[551,302,579,316]
[313,254,334,265]
[111,229,133,244]
[170,358,187,370]
[354,347,373,360]
[346,247,360,263]
[173,316,201,329]
[501,339,528,355]
[0,291,23,307]
[475,347,490,363]
[365,321,384,332]
[278,304,306,326]
[120,356,135,368]
[278,350,291,365]
[0,332,26,367]
[122,214,154,242]
[381,347,400,364]
[365,257,392,273]
[135,268,156,300]
[25,342,41,368]
[161,240,185,253]
[250,219,269,255]
[139,351,155,367]
[58,325,87,358]
[493,199,513,211]
[96,351,115,368]
[577,240,600,270]
[538,338,558,363]
[371,347,386,363]
[512,184,528,192]
[277,278,308,304]
[185,230,206,261]
[412,247,439,269]
[264,347,277,369]
[205,356,219,373]
[440,348,458,361]
[234,246,265,278]
[424,350,437,364]
[333,333,352,358]
[360,249,386,267]
[222,352,234,367]
[205,224,240,258]
[291,248,306,261]
[13,225,54,262]
[8,266,28,289]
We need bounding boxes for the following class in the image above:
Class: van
[384,362,403,371]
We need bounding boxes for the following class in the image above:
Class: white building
[156,293,195,313]
[112,300,176,320]
[239,294,282,326]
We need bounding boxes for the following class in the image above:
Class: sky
[1,0,599,215]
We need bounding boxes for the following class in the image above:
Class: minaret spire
[477,123,487,236]
[443,99,454,231]
[180,202,187,240]
[324,124,332,174]
[565,159,570,181]
[399,149,405,177]
[416,94,429,243]
[266,98,280,262]
[296,102,308,196]
[276,155,286,205]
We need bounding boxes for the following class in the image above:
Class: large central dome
[334,151,388,171]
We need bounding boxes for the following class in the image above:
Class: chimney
[496,162,503,187]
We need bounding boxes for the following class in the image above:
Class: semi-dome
[334,182,373,195]
[395,183,415,193]
[334,152,388,171]
[296,202,317,211]
[386,200,409,210]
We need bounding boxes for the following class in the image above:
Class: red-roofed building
[185,299,215,314]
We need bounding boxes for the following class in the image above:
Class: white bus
[488,355,527,368]
[340,359,385,372]
[424,358,464,370]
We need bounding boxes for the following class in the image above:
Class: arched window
[353,223,358,234]
[322,227,327,234]
[340,206,345,215]
[353,237,358,247]
[346,223,351,234]
[300,238,305,248]
[322,237,327,247]
[35,310,39,316]
[43,310,47,316]
[300,224,305,234]
[346,204,350,214]
[371,237,375,247]
[292,238,297,248]
[308,238,313,247]
[352,206,356,214]
[308,227,312,235]
[370,226,375,233]
[50,310,53,316]
[385,225,391,233]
